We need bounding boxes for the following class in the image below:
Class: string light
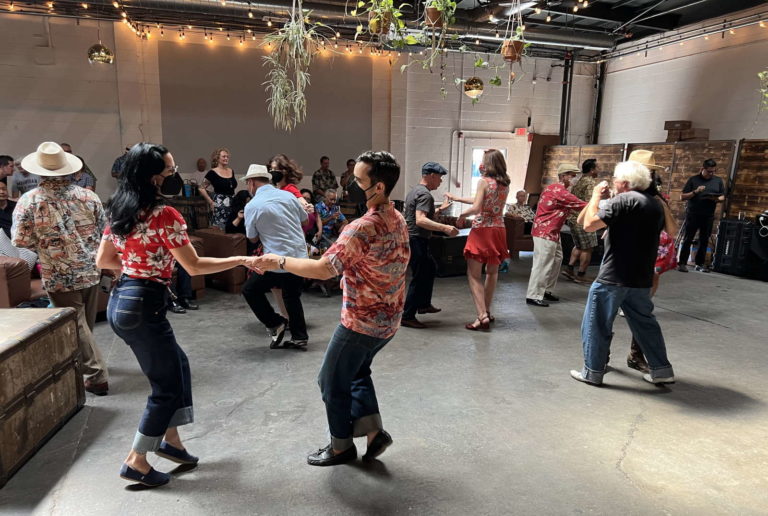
[520,24,525,31]
[475,38,480,44]
[227,32,231,40]
[729,28,735,34]
[267,19,272,27]
[161,27,164,37]
[534,7,541,14]
[582,0,588,7]
[121,11,127,18]
[113,1,119,7]
[336,31,341,38]
[546,13,551,22]
[252,34,256,40]
[47,2,54,8]
[759,20,765,28]
[81,3,88,9]
[495,30,500,38]
[704,35,709,40]
[9,1,15,10]
[218,27,223,31]
[573,5,579,13]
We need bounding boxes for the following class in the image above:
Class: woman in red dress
[97,143,257,488]
[447,150,511,330]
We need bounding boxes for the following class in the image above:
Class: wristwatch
[278,256,286,270]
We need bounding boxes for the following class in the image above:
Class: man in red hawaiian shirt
[256,151,410,467]
[526,163,586,307]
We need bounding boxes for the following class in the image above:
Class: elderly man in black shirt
[400,162,458,329]
[678,159,725,272]
[570,161,675,387]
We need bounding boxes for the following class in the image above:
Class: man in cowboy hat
[12,142,110,395]
[526,163,587,307]
[563,158,600,284]
[570,160,675,386]
[678,158,725,272]
[240,164,311,350]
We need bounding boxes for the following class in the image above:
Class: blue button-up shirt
[245,184,308,269]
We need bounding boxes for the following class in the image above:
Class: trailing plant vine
[759,68,768,111]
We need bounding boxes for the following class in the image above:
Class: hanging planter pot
[464,77,484,99]
[424,7,443,28]
[368,11,393,34]
[501,39,525,63]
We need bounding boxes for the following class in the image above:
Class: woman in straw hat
[96,143,259,488]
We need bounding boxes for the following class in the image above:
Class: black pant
[403,236,437,320]
[679,212,714,266]
[242,271,308,341]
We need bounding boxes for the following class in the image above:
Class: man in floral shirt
[12,142,110,395]
[257,151,409,467]
[525,163,586,307]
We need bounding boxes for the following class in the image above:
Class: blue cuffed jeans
[107,277,194,454]
[580,281,674,384]
[318,324,393,451]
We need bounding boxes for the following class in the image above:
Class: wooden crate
[680,128,710,141]
[664,120,692,130]
[0,308,84,487]
[730,140,768,220]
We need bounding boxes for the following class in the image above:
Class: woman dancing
[447,149,511,330]
[97,143,256,488]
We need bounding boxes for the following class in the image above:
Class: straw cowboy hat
[556,163,581,176]
[21,142,82,177]
[242,164,271,181]
[627,149,664,170]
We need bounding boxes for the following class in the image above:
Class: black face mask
[270,170,284,185]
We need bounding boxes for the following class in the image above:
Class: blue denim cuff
[649,365,674,379]
[168,406,194,428]
[353,413,382,438]
[132,431,163,454]
[581,365,604,384]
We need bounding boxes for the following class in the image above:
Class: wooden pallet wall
[541,144,624,184]
[730,140,768,219]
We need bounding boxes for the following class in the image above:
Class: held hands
[252,253,282,273]
[445,225,459,237]
[593,181,610,200]
[241,256,264,274]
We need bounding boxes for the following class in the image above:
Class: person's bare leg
[466,259,487,318]
[125,450,152,474]
[578,248,593,274]
[164,427,184,449]
[483,264,500,314]
[568,247,580,267]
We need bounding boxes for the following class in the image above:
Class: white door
[459,136,530,203]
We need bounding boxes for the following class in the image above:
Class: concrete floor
[2,254,768,515]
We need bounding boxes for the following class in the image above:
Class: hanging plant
[500,25,530,63]
[759,68,768,111]
[352,0,411,43]
[262,1,326,131]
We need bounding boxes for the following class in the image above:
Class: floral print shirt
[12,179,106,292]
[325,203,410,339]
[316,201,347,236]
[532,183,587,242]
[104,205,190,283]
[312,168,338,194]
[473,177,508,228]
[566,175,597,225]
[505,203,535,223]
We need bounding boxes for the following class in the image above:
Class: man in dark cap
[401,162,458,329]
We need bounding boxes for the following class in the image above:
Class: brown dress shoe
[84,380,109,396]
[417,305,442,314]
[400,318,427,329]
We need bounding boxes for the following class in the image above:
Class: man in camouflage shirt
[563,159,600,283]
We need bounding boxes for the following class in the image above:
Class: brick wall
[730,140,768,219]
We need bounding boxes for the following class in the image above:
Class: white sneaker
[618,308,625,317]
[570,369,602,386]
[643,373,675,385]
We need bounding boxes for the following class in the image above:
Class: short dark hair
[356,151,400,196]
[582,158,597,174]
[60,142,71,148]
[0,155,13,167]
[703,159,717,168]
[320,156,330,162]
[299,188,315,204]
[346,159,355,166]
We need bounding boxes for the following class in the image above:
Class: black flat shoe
[156,441,199,465]
[180,298,199,310]
[526,298,549,307]
[543,292,560,302]
[363,430,393,461]
[119,463,170,488]
[169,301,186,314]
[307,444,357,466]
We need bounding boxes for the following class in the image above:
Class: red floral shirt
[325,203,410,339]
[532,183,587,242]
[104,205,190,282]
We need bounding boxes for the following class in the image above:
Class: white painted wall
[599,9,768,144]
[0,15,161,197]
[388,53,596,200]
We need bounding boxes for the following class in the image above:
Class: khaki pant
[49,285,109,384]
[526,237,563,300]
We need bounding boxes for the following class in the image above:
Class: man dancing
[256,151,410,466]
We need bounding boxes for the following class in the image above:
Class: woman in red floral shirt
[446,149,511,330]
[97,143,257,488]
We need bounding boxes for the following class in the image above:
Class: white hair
[614,161,652,191]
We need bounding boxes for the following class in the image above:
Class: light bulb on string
[9,1,14,11]
[495,30,499,38]
[252,34,256,40]
[546,13,551,22]
[582,0,588,7]
[759,20,766,28]
[81,3,88,9]
[475,38,480,45]
[47,2,54,9]
[161,27,164,37]
[248,9,253,18]
[573,5,579,13]
[336,31,341,38]
[121,11,127,18]
[534,7,541,14]
[267,20,272,27]
[729,28,735,34]
[113,1,119,7]
[227,33,231,40]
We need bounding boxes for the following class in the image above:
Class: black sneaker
[695,265,711,273]
[180,298,199,310]
[543,292,560,302]
[363,430,393,461]
[677,265,689,272]
[169,301,186,314]
[268,321,287,349]
[307,444,357,466]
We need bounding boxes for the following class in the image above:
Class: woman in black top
[198,147,236,230]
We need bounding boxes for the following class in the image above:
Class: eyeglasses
[167,165,179,173]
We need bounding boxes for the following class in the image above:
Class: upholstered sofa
[193,228,247,294]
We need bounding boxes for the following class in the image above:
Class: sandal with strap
[465,313,490,331]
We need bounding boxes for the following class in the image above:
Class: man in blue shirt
[242,164,310,349]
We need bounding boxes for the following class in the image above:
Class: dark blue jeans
[403,236,437,320]
[107,277,193,453]
[318,324,392,451]
[580,281,674,384]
